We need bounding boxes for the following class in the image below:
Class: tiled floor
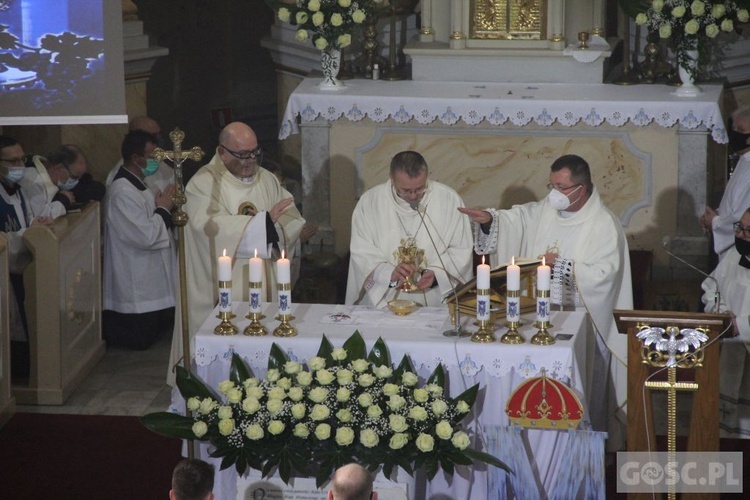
[16,331,174,417]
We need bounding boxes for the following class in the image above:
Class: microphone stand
[410,203,470,337]
[662,235,720,311]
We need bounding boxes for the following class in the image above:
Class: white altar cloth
[171,302,598,500]
[279,78,727,143]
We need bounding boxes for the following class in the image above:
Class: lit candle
[277,250,291,284]
[249,249,263,283]
[507,256,520,290]
[218,249,232,281]
[477,255,490,290]
[537,256,551,291]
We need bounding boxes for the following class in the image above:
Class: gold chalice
[578,31,590,50]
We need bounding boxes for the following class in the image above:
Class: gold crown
[505,368,584,430]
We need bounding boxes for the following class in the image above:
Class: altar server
[346,150,473,308]
[169,122,304,378]
[103,130,176,350]
[702,207,750,438]
[460,154,633,448]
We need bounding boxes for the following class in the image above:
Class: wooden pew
[13,202,105,405]
[0,234,16,426]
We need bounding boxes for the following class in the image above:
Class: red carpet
[0,413,181,500]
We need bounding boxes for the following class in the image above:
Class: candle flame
[254,248,258,258]
[481,255,485,265]
[511,256,515,266]
[542,256,546,266]
[223,248,227,257]
[281,249,285,260]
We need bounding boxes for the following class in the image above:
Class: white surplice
[18,155,66,219]
[346,180,474,308]
[106,158,175,194]
[169,153,304,380]
[712,151,750,260]
[702,246,750,438]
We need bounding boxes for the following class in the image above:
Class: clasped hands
[699,206,717,232]
[391,263,435,290]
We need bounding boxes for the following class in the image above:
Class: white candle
[249,249,263,283]
[477,256,490,290]
[507,256,520,290]
[277,250,291,284]
[537,257,551,291]
[218,249,232,282]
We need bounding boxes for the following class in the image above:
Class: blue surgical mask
[142,159,160,177]
[58,177,79,191]
[4,166,25,184]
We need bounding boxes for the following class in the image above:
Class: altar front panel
[173,302,598,499]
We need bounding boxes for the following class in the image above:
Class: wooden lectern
[615,310,731,500]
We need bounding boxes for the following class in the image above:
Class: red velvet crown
[505,368,584,430]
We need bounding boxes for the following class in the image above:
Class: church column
[300,118,335,253]
[419,0,434,42]
[548,0,565,50]
[449,0,465,49]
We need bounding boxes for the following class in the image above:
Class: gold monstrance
[152,128,204,457]
[395,238,424,292]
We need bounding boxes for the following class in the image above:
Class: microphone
[411,203,470,337]
[661,235,720,311]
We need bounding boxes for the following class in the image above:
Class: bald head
[129,116,161,136]
[218,122,257,149]
[217,122,261,179]
[329,464,375,500]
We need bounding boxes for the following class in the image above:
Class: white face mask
[547,185,582,211]
[4,166,25,184]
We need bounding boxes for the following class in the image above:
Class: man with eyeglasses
[700,106,750,262]
[170,122,304,377]
[0,135,53,379]
[460,153,632,448]
[702,207,750,438]
[346,150,473,308]
[21,143,89,218]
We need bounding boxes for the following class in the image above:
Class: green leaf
[343,330,367,362]
[367,337,391,367]
[230,352,252,385]
[464,448,512,474]
[316,335,334,363]
[618,0,651,19]
[268,343,289,371]
[175,366,217,400]
[455,383,479,408]
[395,354,415,377]
[427,364,446,388]
[140,412,197,440]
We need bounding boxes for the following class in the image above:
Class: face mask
[142,158,160,177]
[58,177,79,191]
[4,166,25,184]
[547,185,582,211]
[735,236,750,257]
[728,129,750,153]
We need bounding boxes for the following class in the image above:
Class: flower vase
[673,49,703,97]
[319,48,345,91]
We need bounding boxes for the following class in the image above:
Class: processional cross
[152,128,204,458]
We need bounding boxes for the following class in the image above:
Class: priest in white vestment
[20,145,87,219]
[700,107,750,261]
[702,207,750,438]
[460,154,633,449]
[169,122,305,378]
[346,151,474,308]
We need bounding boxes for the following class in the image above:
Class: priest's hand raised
[269,197,294,222]
[458,207,492,224]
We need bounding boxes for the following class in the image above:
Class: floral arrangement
[266,0,377,52]
[634,0,749,79]
[141,332,508,488]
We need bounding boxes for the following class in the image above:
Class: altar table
[171,302,600,499]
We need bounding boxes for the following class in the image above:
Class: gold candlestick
[471,289,495,343]
[214,280,238,335]
[273,283,297,337]
[531,289,555,345]
[244,281,267,336]
[501,289,524,344]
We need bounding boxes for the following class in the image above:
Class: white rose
[721,19,734,32]
[431,399,448,416]
[352,9,366,23]
[425,383,443,396]
[199,398,217,415]
[316,369,335,385]
[389,432,409,450]
[690,1,705,17]
[284,360,302,375]
[218,379,234,393]
[246,386,264,399]
[659,24,672,38]
[291,402,307,419]
[383,383,399,396]
[416,433,435,452]
[435,420,453,440]
[192,421,208,438]
[402,372,419,386]
[187,397,200,411]
[288,386,304,401]
[308,0,321,12]
[245,423,264,440]
[309,356,326,370]
[360,428,380,448]
[218,405,233,420]
[297,371,313,387]
[367,405,383,418]
[296,11,308,25]
[409,406,428,421]
[330,13,343,27]
[268,387,286,400]
[705,23,719,38]
[352,359,369,372]
[226,388,242,404]
[672,5,686,18]
[387,395,406,411]
[739,9,749,23]
[278,7,291,22]
[312,11,325,27]
[358,373,375,387]
[276,377,292,390]
[266,369,280,382]
[268,420,285,435]
[336,387,351,402]
[243,377,259,389]
[451,430,471,450]
[308,387,329,403]
[358,393,373,407]
[311,404,331,421]
[335,427,355,446]
[712,4,726,18]
[266,398,284,415]
[242,396,261,414]
[635,13,648,26]
[331,348,347,361]
[338,0,352,7]
[315,37,328,50]
[684,19,700,35]
[373,365,393,379]
[456,400,471,414]
[218,418,235,436]
[413,388,429,403]
[315,423,331,440]
[336,408,352,423]
[294,423,309,438]
[389,414,409,433]
[337,369,353,385]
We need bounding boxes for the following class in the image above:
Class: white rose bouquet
[266,0,377,51]
[634,0,749,80]
[142,331,509,488]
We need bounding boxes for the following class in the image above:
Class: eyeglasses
[395,185,427,197]
[62,162,81,181]
[221,144,262,162]
[733,222,750,238]
[0,157,25,167]
[546,182,582,192]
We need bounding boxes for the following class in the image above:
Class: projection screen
[0,0,126,125]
